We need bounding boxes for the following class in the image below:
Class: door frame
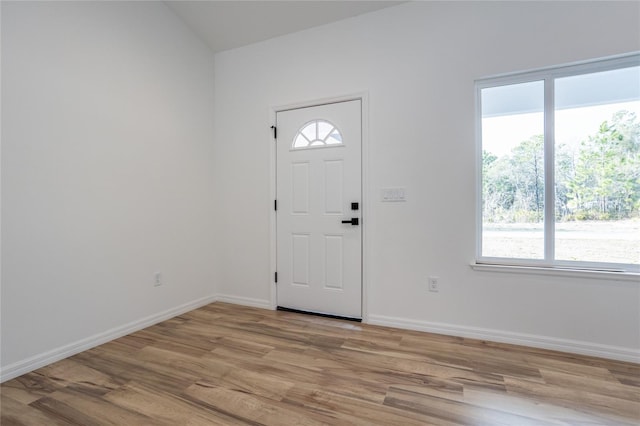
[269,92,370,321]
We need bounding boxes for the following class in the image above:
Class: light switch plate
[381,187,406,202]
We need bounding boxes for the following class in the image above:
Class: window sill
[471,263,640,282]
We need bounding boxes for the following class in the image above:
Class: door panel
[276,100,362,318]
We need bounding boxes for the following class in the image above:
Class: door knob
[341,218,359,226]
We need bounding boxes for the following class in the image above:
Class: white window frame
[475,52,640,275]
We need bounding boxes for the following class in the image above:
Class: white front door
[276,100,362,319]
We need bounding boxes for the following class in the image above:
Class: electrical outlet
[154,272,162,287]
[428,276,439,292]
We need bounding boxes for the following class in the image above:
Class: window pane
[317,121,334,140]
[294,134,309,148]
[481,81,545,259]
[555,66,640,265]
[301,122,316,141]
[326,132,341,144]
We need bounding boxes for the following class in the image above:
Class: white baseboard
[0,294,218,383]
[216,294,272,310]
[367,314,640,364]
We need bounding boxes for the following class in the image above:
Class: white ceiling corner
[165,0,405,53]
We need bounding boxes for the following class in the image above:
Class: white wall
[213,1,640,360]
[1,1,217,379]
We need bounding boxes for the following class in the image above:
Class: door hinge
[271,125,277,139]
[274,199,277,211]
[274,272,278,283]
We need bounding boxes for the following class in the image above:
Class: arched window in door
[292,120,343,149]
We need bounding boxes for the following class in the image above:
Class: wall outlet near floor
[428,276,439,292]
[154,272,162,287]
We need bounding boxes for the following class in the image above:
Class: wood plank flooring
[1,302,639,425]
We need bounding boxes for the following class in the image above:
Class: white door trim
[269,92,369,321]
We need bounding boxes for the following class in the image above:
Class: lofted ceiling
[165,1,404,53]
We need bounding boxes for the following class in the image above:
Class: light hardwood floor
[1,302,639,425]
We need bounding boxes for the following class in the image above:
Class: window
[293,120,342,149]
[477,54,640,272]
